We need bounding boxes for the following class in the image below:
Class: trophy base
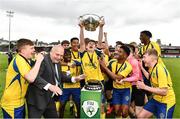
[85,27,96,31]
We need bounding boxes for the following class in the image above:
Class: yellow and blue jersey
[0,54,33,118]
[139,41,164,65]
[63,51,81,88]
[80,50,104,82]
[140,41,161,56]
[108,60,132,89]
[143,63,176,118]
[149,63,176,107]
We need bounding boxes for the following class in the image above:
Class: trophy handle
[100,16,104,20]
[99,16,105,26]
[78,16,84,26]
[79,16,83,21]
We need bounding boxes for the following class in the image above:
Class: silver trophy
[79,14,104,31]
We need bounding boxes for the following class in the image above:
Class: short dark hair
[120,45,130,56]
[70,37,79,43]
[141,30,152,38]
[61,40,70,45]
[116,41,124,46]
[127,44,135,53]
[84,38,96,45]
[16,38,34,52]
[63,48,72,63]
[109,46,115,52]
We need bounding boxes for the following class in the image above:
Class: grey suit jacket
[26,54,72,110]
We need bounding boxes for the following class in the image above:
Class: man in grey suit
[26,45,85,118]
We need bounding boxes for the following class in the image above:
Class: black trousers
[27,98,58,118]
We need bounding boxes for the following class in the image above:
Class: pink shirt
[124,54,142,85]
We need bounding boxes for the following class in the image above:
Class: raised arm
[97,18,105,48]
[104,32,109,48]
[79,21,85,52]
[103,32,110,56]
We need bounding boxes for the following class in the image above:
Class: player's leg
[104,78,113,115]
[112,88,123,117]
[129,85,136,118]
[59,88,70,118]
[137,108,153,118]
[134,87,145,116]
[137,98,155,118]
[121,88,131,118]
[72,88,81,118]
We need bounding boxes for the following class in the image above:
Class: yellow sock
[100,112,106,119]
[55,101,60,112]
[74,103,77,113]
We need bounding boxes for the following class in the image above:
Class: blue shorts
[112,88,131,105]
[2,104,25,118]
[144,98,175,118]
[59,88,81,104]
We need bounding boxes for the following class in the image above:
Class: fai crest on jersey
[125,96,130,101]
[82,100,99,117]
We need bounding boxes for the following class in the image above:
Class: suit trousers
[27,98,58,118]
